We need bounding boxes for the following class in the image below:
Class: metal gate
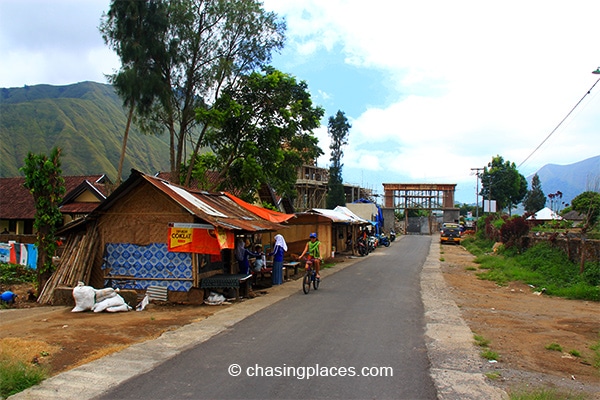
[406,216,435,235]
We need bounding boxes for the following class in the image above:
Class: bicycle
[302,256,320,294]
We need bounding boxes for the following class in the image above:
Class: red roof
[0,175,109,220]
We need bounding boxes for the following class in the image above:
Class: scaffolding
[382,183,459,233]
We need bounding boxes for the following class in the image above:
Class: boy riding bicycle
[299,232,322,279]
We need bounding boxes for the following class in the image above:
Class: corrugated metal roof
[138,171,289,232]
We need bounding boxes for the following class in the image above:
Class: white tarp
[333,206,371,224]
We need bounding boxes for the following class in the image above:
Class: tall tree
[100,0,170,184]
[571,191,600,233]
[480,155,527,215]
[101,0,285,185]
[20,148,65,291]
[326,110,351,209]
[522,173,546,213]
[192,67,324,201]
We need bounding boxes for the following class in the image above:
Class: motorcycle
[368,235,377,253]
[378,234,390,247]
[389,230,396,242]
[356,236,369,256]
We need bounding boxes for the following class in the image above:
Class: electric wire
[518,76,600,168]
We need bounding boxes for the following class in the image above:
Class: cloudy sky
[1,0,599,203]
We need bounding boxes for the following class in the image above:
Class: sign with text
[168,223,234,254]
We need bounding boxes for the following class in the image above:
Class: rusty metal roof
[97,170,291,232]
[0,175,109,220]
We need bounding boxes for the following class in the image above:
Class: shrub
[500,216,529,251]
[0,263,37,285]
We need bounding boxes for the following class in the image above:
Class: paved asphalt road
[11,236,506,400]
[97,235,437,399]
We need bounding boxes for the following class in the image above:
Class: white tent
[527,207,563,221]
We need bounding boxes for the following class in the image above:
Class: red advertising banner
[167,223,234,255]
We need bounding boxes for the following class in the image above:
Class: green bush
[0,262,37,285]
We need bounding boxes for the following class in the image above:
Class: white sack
[95,287,119,303]
[72,283,96,312]
[106,303,132,312]
[92,294,127,313]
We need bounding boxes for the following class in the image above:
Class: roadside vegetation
[509,387,588,400]
[460,214,600,302]
[0,263,45,398]
[0,341,51,399]
[0,262,37,286]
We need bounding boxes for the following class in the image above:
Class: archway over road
[382,183,459,234]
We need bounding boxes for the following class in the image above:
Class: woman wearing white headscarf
[268,234,287,285]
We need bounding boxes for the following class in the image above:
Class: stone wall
[526,232,600,264]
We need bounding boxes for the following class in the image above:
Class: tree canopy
[101,0,286,184]
[480,155,527,214]
[326,110,351,209]
[191,67,324,201]
[20,148,65,290]
[570,191,600,233]
[522,173,546,214]
[100,0,171,183]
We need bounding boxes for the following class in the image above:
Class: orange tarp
[223,192,295,223]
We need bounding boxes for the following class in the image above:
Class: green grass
[480,349,499,361]
[473,334,491,348]
[568,349,581,357]
[0,357,49,399]
[484,371,501,380]
[464,239,600,302]
[509,387,588,400]
[545,343,562,352]
[591,336,600,369]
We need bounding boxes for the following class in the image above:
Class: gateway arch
[382,183,459,234]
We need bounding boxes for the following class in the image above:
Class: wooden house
[39,169,293,303]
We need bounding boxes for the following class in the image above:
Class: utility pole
[471,167,483,219]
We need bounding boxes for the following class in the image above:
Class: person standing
[268,234,287,285]
[299,232,322,279]
[234,239,259,275]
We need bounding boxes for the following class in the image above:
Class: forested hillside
[0,81,170,180]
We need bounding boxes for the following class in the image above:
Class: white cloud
[265,0,600,201]
[2,0,599,202]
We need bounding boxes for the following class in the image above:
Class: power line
[518,73,600,169]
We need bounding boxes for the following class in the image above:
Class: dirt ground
[439,242,600,398]
[1,245,599,397]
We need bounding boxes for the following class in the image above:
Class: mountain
[528,155,600,204]
[0,82,170,179]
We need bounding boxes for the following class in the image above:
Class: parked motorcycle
[356,236,369,256]
[389,230,396,242]
[378,234,390,247]
[368,235,377,253]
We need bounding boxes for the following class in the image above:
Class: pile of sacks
[72,282,132,313]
